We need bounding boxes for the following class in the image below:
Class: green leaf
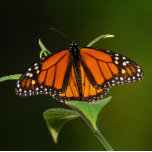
[43,108,79,143]
[87,34,114,47]
[39,39,47,51]
[39,39,51,59]
[66,96,112,131]
[0,74,22,83]
[66,97,114,151]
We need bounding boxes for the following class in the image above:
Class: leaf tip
[49,127,59,144]
[38,38,42,44]
[104,34,115,38]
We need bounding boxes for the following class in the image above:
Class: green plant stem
[0,74,21,82]
[39,39,51,59]
[76,109,114,151]
[87,34,114,47]
[39,49,51,59]
[95,129,114,151]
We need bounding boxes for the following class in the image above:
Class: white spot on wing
[137,68,141,72]
[26,73,30,76]
[35,66,39,70]
[123,62,127,66]
[120,77,124,80]
[29,73,33,77]
[17,84,20,88]
[115,57,119,60]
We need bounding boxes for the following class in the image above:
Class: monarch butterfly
[15,41,144,102]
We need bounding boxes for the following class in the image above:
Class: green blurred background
[0,0,151,150]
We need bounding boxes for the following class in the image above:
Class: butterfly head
[70,40,79,57]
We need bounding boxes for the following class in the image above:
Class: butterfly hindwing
[56,64,107,102]
[56,65,80,101]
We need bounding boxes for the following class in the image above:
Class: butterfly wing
[15,50,71,97]
[56,63,106,102]
[57,65,80,102]
[80,48,144,100]
[80,64,106,102]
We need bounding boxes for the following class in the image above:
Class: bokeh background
[0,0,151,150]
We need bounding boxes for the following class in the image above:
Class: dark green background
[0,0,151,150]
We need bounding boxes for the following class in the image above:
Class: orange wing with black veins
[15,50,71,98]
[80,48,144,101]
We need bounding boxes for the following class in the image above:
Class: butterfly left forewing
[15,50,71,97]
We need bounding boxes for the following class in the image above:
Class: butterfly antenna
[49,27,69,39]
[81,25,92,33]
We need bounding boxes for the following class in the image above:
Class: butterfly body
[70,41,83,99]
[15,41,144,102]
